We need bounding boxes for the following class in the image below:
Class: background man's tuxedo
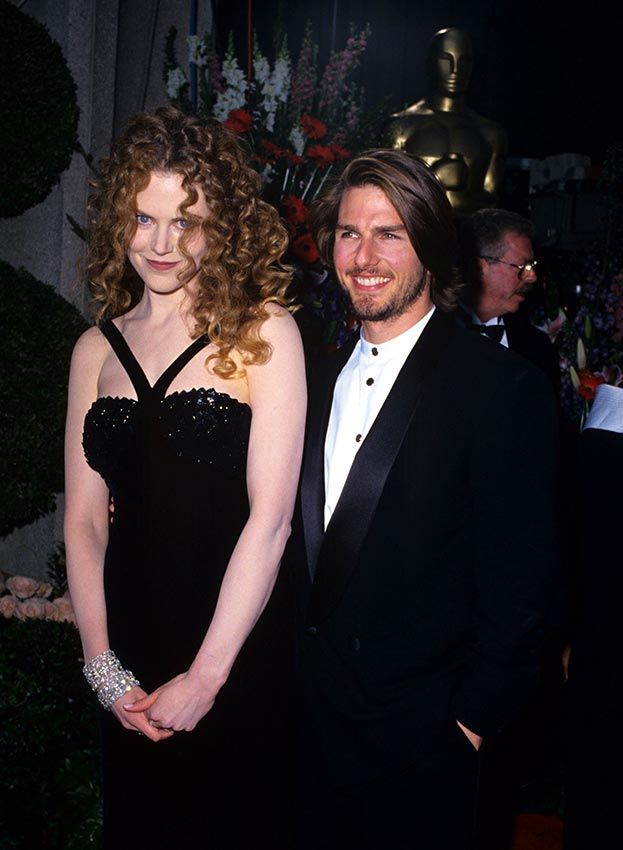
[293,310,559,845]
[504,312,560,391]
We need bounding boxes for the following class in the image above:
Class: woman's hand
[111,685,174,742]
[123,671,218,733]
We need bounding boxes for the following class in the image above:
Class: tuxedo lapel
[300,338,357,581]
[307,310,454,624]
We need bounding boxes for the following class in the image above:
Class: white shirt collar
[359,306,436,362]
[458,301,504,327]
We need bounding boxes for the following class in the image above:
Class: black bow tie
[469,323,505,343]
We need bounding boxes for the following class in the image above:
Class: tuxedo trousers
[296,718,481,850]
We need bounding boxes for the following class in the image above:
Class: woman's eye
[177,218,189,230]
[136,214,150,225]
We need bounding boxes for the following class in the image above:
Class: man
[458,209,565,850]
[293,151,559,850]
[457,208,560,389]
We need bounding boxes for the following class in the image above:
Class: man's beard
[347,268,429,323]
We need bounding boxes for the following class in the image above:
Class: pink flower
[288,22,317,121]
[0,595,17,618]
[51,595,76,624]
[15,598,47,620]
[537,308,566,343]
[35,582,53,599]
[600,364,623,387]
[6,574,39,599]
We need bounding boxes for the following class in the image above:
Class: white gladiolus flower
[254,52,291,133]
[289,125,306,156]
[187,35,207,67]
[254,54,271,85]
[166,67,188,99]
[213,54,248,121]
[273,56,290,103]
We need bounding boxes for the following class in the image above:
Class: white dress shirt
[457,302,508,347]
[324,307,435,529]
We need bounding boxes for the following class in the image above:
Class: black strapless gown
[82,320,293,849]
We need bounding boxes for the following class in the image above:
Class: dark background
[213,0,616,166]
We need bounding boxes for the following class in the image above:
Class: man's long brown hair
[310,149,463,311]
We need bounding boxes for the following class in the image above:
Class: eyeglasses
[479,255,538,280]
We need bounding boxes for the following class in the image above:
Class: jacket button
[350,637,361,652]
[306,626,317,635]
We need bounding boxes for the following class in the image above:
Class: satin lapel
[300,338,358,581]
[307,310,454,624]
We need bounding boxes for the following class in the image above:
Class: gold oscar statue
[387,27,507,216]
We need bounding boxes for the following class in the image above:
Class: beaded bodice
[82,320,251,505]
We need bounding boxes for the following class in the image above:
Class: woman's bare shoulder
[260,303,302,345]
[70,325,110,375]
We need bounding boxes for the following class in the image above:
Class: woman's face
[127,171,209,295]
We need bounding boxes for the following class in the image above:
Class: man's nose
[522,265,538,284]
[354,236,378,268]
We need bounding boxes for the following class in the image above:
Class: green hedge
[0,262,88,537]
[0,618,101,849]
[0,0,79,217]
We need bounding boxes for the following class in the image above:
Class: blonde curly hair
[86,104,292,377]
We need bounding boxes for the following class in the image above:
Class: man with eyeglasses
[458,208,563,850]
[457,208,559,389]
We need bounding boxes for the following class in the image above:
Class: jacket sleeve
[453,360,560,738]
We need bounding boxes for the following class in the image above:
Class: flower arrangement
[164,20,385,349]
[0,570,76,623]
[536,147,623,426]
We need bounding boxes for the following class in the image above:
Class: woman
[64,105,306,848]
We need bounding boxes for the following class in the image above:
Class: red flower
[286,150,304,166]
[300,114,327,140]
[261,138,287,160]
[292,234,319,264]
[223,108,253,134]
[283,195,308,225]
[330,142,351,160]
[577,368,606,401]
[307,144,335,167]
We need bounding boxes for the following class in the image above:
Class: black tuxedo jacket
[504,313,560,392]
[293,309,559,784]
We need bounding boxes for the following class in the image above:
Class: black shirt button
[350,637,361,652]
[366,377,374,386]
[355,434,362,442]
[306,626,317,635]
[371,347,378,356]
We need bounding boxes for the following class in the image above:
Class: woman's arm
[126,307,306,731]
[65,328,171,742]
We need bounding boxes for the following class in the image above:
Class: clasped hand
[122,670,217,735]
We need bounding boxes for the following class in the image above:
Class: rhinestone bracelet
[83,649,140,710]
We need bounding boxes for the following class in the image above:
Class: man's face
[333,184,431,340]
[475,232,538,321]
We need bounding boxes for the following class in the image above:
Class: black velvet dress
[82,320,293,849]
